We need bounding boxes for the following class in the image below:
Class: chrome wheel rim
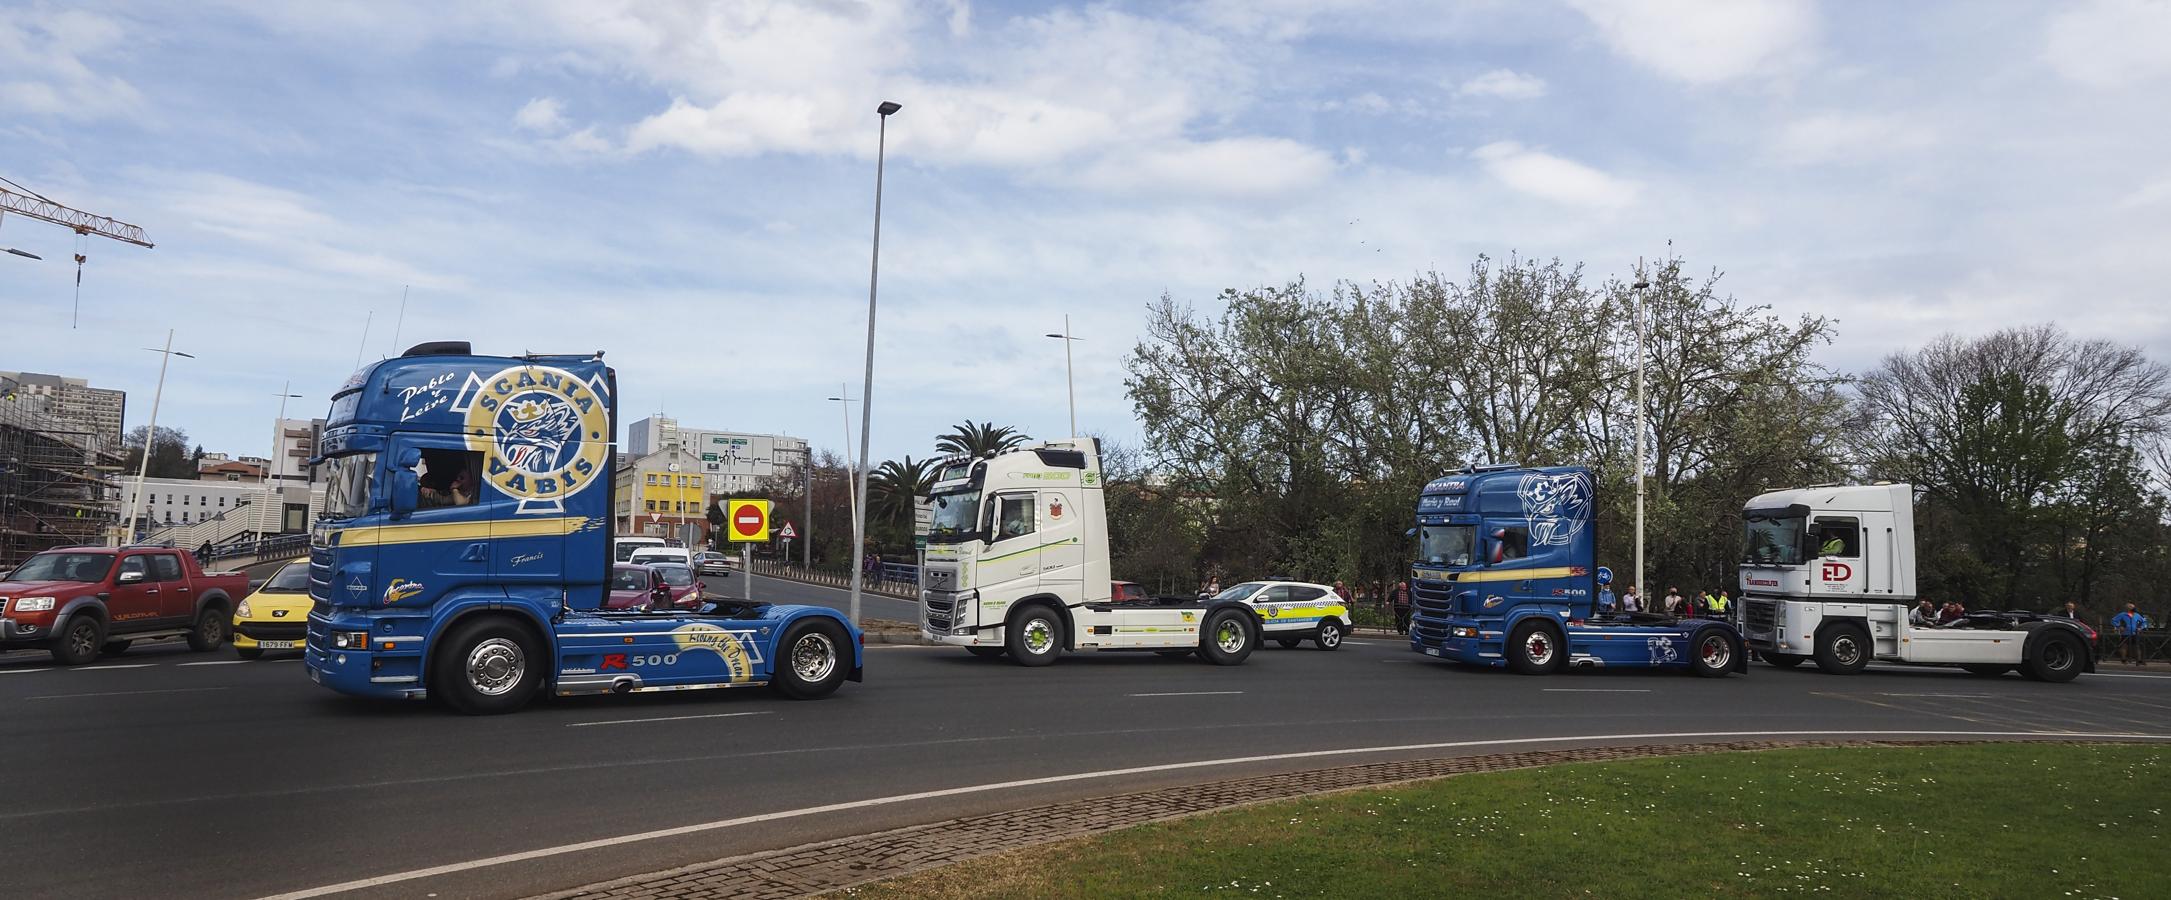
[1701,634,1731,669]
[792,631,837,682]
[1215,619,1245,653]
[1319,624,1342,647]
[466,637,525,696]
[1526,631,1555,666]
[1833,635,1862,667]
[1023,618,1055,654]
[2043,640,2073,671]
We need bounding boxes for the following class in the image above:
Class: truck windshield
[1417,525,1476,566]
[1744,514,1807,565]
[320,452,377,521]
[926,489,981,543]
[9,551,114,583]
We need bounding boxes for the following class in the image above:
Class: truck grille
[1744,599,1777,632]
[924,593,954,632]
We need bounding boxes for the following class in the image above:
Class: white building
[625,415,810,495]
[269,417,325,485]
[131,477,265,528]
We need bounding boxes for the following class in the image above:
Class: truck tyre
[1275,636,1302,649]
[1314,620,1345,651]
[1006,606,1065,667]
[773,619,851,699]
[1198,608,1255,665]
[433,618,544,715]
[101,639,133,657]
[1690,630,1737,678]
[966,646,1006,660]
[2023,633,2084,684]
[51,615,104,666]
[1813,623,1871,675]
[1506,621,1564,675]
[1763,652,1806,669]
[187,606,230,651]
[236,646,265,661]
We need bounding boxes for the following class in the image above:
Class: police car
[1206,580,1351,650]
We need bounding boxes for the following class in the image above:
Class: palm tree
[936,420,1030,457]
[868,455,937,525]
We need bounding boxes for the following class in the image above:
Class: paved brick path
[529,738,2026,900]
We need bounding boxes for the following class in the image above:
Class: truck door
[384,438,489,608]
[1809,516,1863,596]
[105,554,162,627]
[1036,490,1084,597]
[979,491,1041,600]
[148,552,194,621]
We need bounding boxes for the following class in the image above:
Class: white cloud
[512,97,567,133]
[1456,68,1547,100]
[1075,137,1339,198]
[1566,0,1816,84]
[2044,0,2171,87]
[0,8,142,120]
[1768,111,1937,166]
[1469,141,1640,210]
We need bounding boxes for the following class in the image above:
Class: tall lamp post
[119,330,194,543]
[848,99,902,627]
[1632,260,1650,607]
[254,382,303,552]
[827,387,860,535]
[1044,315,1081,437]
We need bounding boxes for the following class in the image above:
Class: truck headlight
[332,631,370,650]
[11,596,57,613]
[236,599,254,618]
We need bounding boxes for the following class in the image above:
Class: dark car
[651,563,702,609]
[605,564,672,611]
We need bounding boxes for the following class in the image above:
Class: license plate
[260,640,297,650]
[1424,648,1441,657]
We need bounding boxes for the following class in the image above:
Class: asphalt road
[3,573,2167,900]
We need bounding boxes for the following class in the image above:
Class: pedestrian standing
[1391,580,1412,635]
[1598,583,1616,615]
[196,540,213,563]
[1663,587,1683,617]
[1621,585,1641,614]
[1333,581,1352,603]
[1206,576,1222,597]
[1713,590,1732,623]
[2111,604,2149,667]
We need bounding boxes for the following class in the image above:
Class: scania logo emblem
[456,364,611,514]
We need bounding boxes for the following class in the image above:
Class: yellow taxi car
[232,559,312,659]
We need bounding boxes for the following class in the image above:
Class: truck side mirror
[390,448,421,519]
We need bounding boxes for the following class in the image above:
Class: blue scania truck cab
[304,341,862,714]
[1406,464,1742,677]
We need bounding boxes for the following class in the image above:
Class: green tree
[935,421,1030,457]
[122,425,195,480]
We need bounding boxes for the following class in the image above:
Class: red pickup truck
[0,545,249,664]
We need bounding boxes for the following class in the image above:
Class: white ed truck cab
[919,439,1262,666]
[1738,483,2092,682]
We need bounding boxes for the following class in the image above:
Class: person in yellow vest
[1699,590,1718,619]
[1709,590,1731,620]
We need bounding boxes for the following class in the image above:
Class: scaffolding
[1,396,124,569]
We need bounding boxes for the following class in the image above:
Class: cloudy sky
[4,0,2168,466]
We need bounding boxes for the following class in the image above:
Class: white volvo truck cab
[918,439,1260,666]
[1739,483,2093,682]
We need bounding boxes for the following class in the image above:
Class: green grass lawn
[846,744,2167,899]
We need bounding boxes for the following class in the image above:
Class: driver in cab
[418,451,478,509]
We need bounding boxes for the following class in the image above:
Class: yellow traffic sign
[725,499,771,542]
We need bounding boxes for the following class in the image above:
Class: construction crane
[0,175,154,326]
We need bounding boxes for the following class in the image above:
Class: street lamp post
[1044,315,1082,437]
[254,382,303,553]
[119,330,195,543]
[827,387,860,535]
[1632,259,1650,608]
[848,99,902,627]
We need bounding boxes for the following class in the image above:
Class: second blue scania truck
[1406,464,1743,677]
[303,341,862,714]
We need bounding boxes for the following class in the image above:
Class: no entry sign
[726,499,771,542]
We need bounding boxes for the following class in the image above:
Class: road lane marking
[1543,689,1651,693]
[27,687,228,701]
[83,663,155,670]
[180,660,251,666]
[0,668,53,675]
[568,711,773,728]
[254,727,2171,900]
[1880,692,1994,698]
[1128,691,1244,697]
[1342,640,1377,646]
